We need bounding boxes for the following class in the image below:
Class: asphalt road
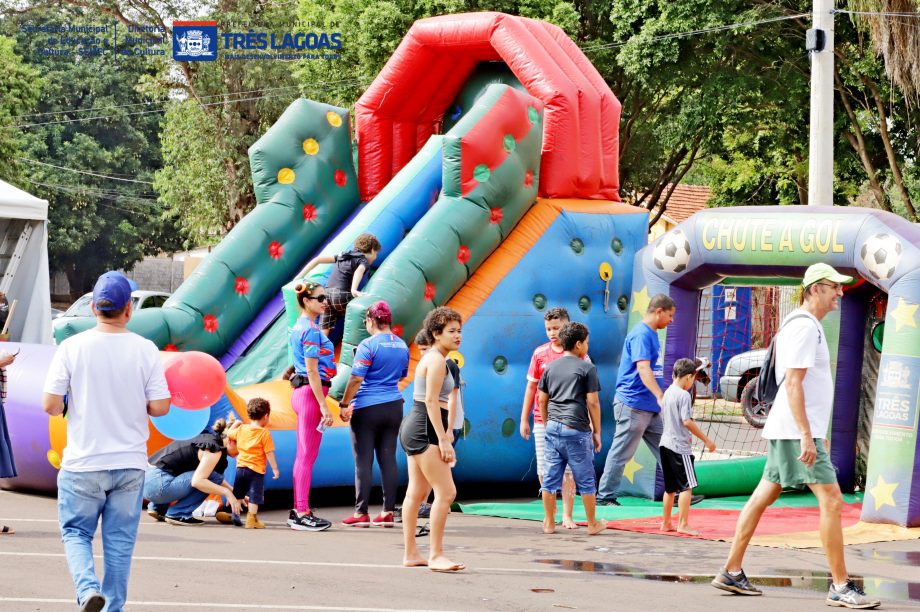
[1,489,918,611]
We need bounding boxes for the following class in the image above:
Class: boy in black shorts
[659,358,716,535]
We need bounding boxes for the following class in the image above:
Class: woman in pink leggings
[287,281,336,532]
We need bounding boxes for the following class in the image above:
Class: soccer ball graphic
[860,233,902,281]
[653,229,692,273]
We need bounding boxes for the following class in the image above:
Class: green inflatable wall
[330,84,543,397]
[54,99,360,355]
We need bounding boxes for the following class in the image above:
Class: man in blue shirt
[597,294,675,505]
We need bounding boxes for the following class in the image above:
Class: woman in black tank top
[399,307,465,573]
[143,418,243,525]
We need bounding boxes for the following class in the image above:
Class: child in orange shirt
[228,398,280,528]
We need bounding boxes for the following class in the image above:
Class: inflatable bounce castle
[3,12,918,529]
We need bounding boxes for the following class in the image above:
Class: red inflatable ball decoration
[302,204,317,221]
[489,208,503,224]
[524,169,534,188]
[334,169,347,187]
[392,324,404,337]
[268,241,284,259]
[164,343,179,352]
[203,314,219,333]
[235,277,250,296]
[164,351,227,410]
[424,282,436,301]
[457,245,471,265]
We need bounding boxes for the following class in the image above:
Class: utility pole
[807,0,835,206]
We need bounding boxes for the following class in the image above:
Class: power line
[580,13,808,53]
[12,83,309,120]
[5,77,366,130]
[834,10,920,17]
[16,157,155,184]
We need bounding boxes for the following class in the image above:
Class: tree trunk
[863,76,918,221]
[835,72,891,212]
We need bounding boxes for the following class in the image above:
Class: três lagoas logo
[223,29,342,51]
[172,20,342,61]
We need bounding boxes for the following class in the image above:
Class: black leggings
[350,399,403,514]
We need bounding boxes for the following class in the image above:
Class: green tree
[0,35,41,182]
[0,7,185,295]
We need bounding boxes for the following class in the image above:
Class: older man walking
[711,263,880,609]
[43,272,171,612]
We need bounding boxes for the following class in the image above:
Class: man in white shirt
[711,263,879,609]
[43,272,171,612]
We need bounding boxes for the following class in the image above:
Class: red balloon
[163,351,226,410]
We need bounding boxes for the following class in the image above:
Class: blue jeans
[597,400,662,501]
[540,420,597,496]
[57,468,144,612]
[143,466,224,519]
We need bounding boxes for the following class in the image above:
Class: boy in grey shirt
[537,322,606,536]
[660,358,716,535]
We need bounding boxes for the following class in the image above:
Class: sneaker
[342,513,371,527]
[215,511,243,527]
[597,498,621,506]
[146,506,165,522]
[372,512,395,528]
[417,502,432,518]
[80,592,106,612]
[393,507,403,524]
[690,494,705,506]
[826,580,881,609]
[711,568,763,595]
[288,510,332,532]
[165,516,204,526]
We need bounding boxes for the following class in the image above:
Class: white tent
[0,179,51,344]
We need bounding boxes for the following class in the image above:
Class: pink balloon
[163,351,227,410]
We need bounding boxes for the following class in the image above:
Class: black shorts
[233,466,265,505]
[660,446,698,494]
[399,400,448,456]
[319,287,353,331]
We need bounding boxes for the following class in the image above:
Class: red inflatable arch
[355,12,621,202]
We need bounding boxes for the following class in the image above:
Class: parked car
[52,290,170,342]
[719,348,768,428]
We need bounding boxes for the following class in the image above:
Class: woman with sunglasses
[287,281,336,532]
[338,301,409,528]
[399,306,465,572]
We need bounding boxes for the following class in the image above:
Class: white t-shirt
[43,329,171,471]
[762,310,832,440]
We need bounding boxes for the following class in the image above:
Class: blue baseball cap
[92,271,132,311]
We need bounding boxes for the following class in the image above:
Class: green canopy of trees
[0,0,917,288]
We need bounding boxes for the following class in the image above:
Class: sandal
[415,523,430,538]
[1,525,13,535]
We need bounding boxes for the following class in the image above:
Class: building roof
[654,184,711,225]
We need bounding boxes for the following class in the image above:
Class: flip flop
[1,525,13,535]
[415,523,430,538]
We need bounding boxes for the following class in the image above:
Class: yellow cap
[802,263,853,287]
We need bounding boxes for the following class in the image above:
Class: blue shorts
[233,466,265,506]
[540,420,596,496]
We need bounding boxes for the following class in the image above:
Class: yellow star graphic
[623,457,643,483]
[869,475,899,511]
[631,286,651,315]
[890,298,918,332]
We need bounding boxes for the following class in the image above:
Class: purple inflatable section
[0,343,57,491]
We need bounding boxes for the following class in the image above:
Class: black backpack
[755,313,823,406]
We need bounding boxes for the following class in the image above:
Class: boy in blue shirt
[597,294,676,505]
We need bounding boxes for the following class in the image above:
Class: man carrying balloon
[42,272,172,612]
